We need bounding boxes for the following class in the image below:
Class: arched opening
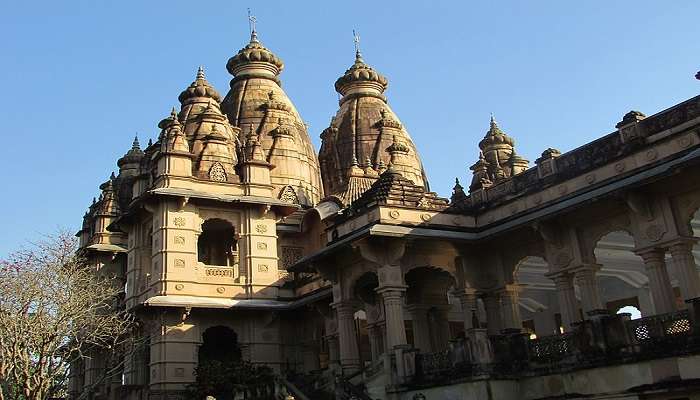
[593,230,671,317]
[513,256,554,337]
[616,305,642,320]
[199,326,241,366]
[405,267,456,353]
[198,219,237,266]
[353,272,381,363]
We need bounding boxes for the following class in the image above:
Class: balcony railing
[627,309,692,342]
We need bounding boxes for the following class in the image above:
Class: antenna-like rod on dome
[248,8,258,42]
[353,29,362,61]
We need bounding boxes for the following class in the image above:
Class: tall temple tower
[221,27,323,206]
[318,43,429,205]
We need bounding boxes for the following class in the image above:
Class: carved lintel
[353,237,406,266]
[532,221,562,247]
[624,191,653,221]
[177,196,189,211]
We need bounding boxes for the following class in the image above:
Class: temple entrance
[195,326,242,400]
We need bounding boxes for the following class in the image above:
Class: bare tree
[0,231,136,400]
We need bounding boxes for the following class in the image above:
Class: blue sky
[0,1,698,256]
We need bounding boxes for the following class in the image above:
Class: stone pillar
[637,284,656,316]
[378,287,408,350]
[428,305,452,351]
[333,301,360,374]
[483,293,502,335]
[573,264,605,316]
[669,239,700,304]
[551,272,579,331]
[637,249,677,314]
[366,323,384,361]
[498,285,522,332]
[407,304,432,353]
[458,288,479,331]
[326,334,340,373]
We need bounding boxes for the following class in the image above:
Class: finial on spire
[248,8,258,42]
[132,134,140,150]
[196,65,205,80]
[110,171,116,180]
[352,29,363,61]
[170,107,178,119]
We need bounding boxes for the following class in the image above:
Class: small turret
[241,124,274,197]
[154,108,194,179]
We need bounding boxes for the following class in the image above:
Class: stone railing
[405,300,700,388]
[627,309,692,343]
[527,331,579,363]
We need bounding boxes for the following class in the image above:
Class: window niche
[197,218,238,267]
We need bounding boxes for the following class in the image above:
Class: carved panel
[280,247,303,269]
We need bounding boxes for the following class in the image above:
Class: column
[377,287,408,350]
[669,239,700,304]
[428,305,451,351]
[326,334,340,372]
[498,285,522,332]
[637,284,656,316]
[638,249,677,314]
[551,272,579,331]
[458,288,478,331]
[407,304,432,353]
[333,301,360,374]
[483,293,502,335]
[366,323,383,361]
[573,264,605,316]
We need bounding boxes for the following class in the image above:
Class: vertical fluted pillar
[638,249,677,314]
[366,323,383,361]
[407,304,432,353]
[551,272,579,331]
[573,264,605,316]
[483,294,502,335]
[669,240,700,304]
[458,288,478,331]
[333,301,360,374]
[498,285,522,331]
[377,287,408,350]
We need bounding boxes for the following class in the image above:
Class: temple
[69,25,700,400]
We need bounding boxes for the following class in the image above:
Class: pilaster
[636,248,677,314]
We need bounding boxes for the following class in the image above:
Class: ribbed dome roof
[478,116,515,150]
[178,66,222,104]
[226,32,284,76]
[334,52,388,95]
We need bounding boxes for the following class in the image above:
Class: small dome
[178,66,222,104]
[334,52,388,96]
[478,116,515,150]
[117,135,144,168]
[226,32,284,76]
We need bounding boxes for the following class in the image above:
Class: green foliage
[185,360,275,400]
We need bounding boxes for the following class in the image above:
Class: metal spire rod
[247,8,258,41]
[353,29,362,59]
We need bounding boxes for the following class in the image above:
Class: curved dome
[319,53,428,205]
[221,32,323,206]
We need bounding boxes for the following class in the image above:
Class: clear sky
[0,1,698,256]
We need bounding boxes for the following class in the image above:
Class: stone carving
[255,224,268,233]
[205,268,234,277]
[175,284,184,291]
[281,247,303,269]
[389,210,400,219]
[257,242,268,250]
[278,185,299,204]
[174,259,185,268]
[645,224,664,242]
[645,149,658,161]
[174,236,185,245]
[258,264,269,272]
[173,217,186,227]
[208,162,227,182]
[420,213,431,222]
[216,287,225,294]
[585,174,596,184]
[614,162,626,173]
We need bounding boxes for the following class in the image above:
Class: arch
[580,214,633,264]
[405,266,456,305]
[199,325,241,365]
[197,218,237,266]
[353,271,379,306]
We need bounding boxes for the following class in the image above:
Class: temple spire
[353,29,363,62]
[196,65,205,80]
[132,134,140,150]
[248,8,258,43]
